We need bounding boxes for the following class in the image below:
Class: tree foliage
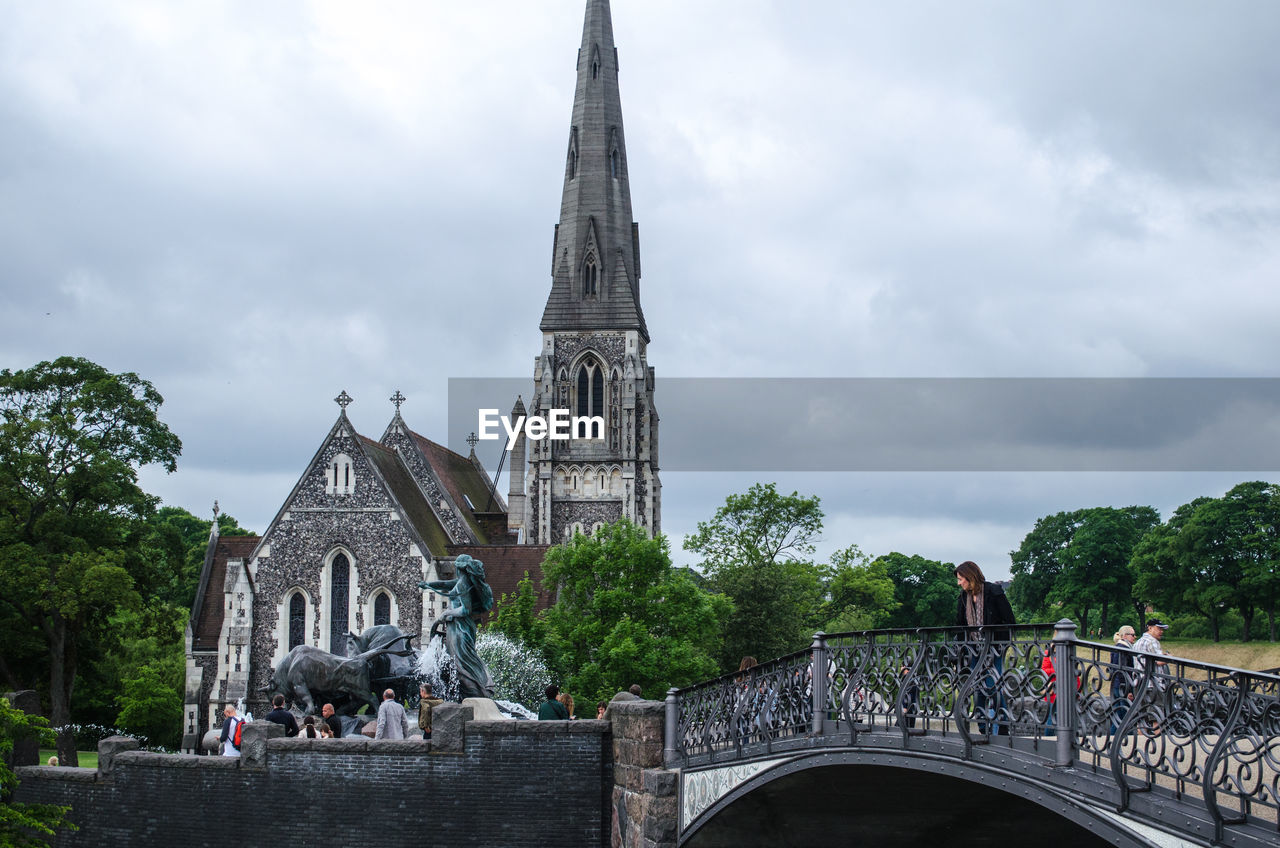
[0,697,75,846]
[684,483,826,669]
[875,552,957,629]
[822,545,898,632]
[1009,506,1158,635]
[0,357,181,765]
[539,521,730,703]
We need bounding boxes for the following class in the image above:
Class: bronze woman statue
[419,554,495,700]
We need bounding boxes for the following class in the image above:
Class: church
[182,0,661,750]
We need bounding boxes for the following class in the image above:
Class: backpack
[231,717,244,749]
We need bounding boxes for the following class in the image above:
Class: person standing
[418,684,444,740]
[953,561,1016,736]
[264,694,299,737]
[1131,619,1171,731]
[321,703,343,739]
[1109,625,1138,731]
[558,691,576,719]
[375,688,412,740]
[218,705,242,758]
[538,685,569,720]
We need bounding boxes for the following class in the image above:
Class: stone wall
[607,699,677,848]
[14,715,613,847]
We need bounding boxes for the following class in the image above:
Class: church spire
[540,0,649,342]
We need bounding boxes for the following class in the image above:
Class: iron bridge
[664,622,1280,847]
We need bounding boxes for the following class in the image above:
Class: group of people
[218,683,448,756]
[537,684,639,721]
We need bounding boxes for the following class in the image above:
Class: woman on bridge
[954,561,1016,736]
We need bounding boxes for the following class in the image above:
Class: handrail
[669,621,1280,842]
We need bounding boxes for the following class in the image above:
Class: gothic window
[567,128,578,180]
[329,553,349,654]
[591,45,600,80]
[288,592,305,651]
[373,591,391,627]
[598,471,606,492]
[582,252,598,297]
[327,453,355,495]
[592,522,604,536]
[575,359,604,421]
[609,128,621,179]
[610,148,619,178]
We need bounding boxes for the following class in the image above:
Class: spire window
[583,252,599,297]
[591,45,601,80]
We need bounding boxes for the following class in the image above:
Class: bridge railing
[666,621,1280,842]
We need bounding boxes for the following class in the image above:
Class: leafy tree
[1231,482,1280,641]
[486,570,546,652]
[1131,499,1215,634]
[823,545,898,632]
[540,520,730,703]
[1010,506,1158,634]
[0,357,181,765]
[684,483,826,668]
[876,552,957,629]
[0,697,75,846]
[115,662,182,749]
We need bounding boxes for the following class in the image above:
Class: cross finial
[466,431,479,451]
[334,390,354,411]
[390,390,406,411]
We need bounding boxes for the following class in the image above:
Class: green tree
[0,357,181,765]
[1231,482,1280,641]
[0,696,75,846]
[876,552,956,629]
[684,483,826,668]
[540,520,729,703]
[1131,499,1214,634]
[485,570,546,652]
[1010,506,1158,634]
[823,545,898,632]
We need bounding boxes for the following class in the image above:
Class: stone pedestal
[432,703,473,752]
[98,736,141,777]
[609,700,677,848]
[241,720,284,769]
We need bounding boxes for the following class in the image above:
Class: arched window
[373,591,391,627]
[610,148,619,178]
[582,252,598,297]
[591,45,600,80]
[568,147,577,180]
[576,359,604,420]
[329,553,349,654]
[288,592,306,651]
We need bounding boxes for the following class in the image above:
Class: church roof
[539,0,649,341]
[410,432,505,543]
[357,435,453,556]
[191,534,259,652]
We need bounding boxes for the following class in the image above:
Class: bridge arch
[682,752,1180,848]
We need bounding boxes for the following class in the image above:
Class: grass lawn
[1081,638,1280,673]
[37,749,98,769]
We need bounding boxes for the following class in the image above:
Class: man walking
[375,688,412,739]
[218,705,242,757]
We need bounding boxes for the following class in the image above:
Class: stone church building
[183,0,661,750]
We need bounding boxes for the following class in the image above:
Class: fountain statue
[419,554,496,700]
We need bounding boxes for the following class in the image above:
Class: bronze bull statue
[263,634,416,716]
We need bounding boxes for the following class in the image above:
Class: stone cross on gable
[334,390,354,411]
[466,431,479,451]
[390,390,406,410]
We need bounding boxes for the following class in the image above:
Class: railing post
[811,632,828,737]
[664,687,679,769]
[1052,619,1077,768]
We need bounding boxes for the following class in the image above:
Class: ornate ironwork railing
[665,621,1280,842]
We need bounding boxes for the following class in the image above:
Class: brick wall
[14,719,613,847]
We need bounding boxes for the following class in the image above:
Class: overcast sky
[3,1,1278,580]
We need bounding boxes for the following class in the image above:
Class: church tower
[526,0,660,543]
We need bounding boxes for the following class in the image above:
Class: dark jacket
[265,707,299,737]
[325,714,343,738]
[955,582,1016,639]
[538,699,570,720]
